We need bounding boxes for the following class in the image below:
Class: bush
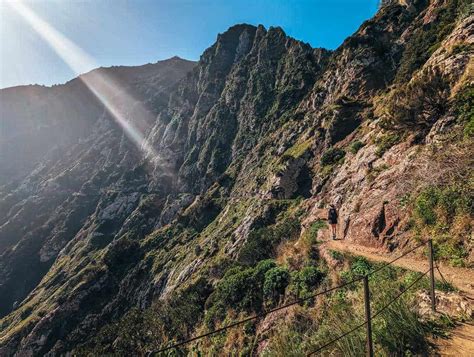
[374,132,400,157]
[349,140,365,154]
[320,147,345,166]
[289,266,325,300]
[414,187,439,225]
[214,268,261,311]
[341,257,373,283]
[297,266,324,287]
[253,259,278,280]
[395,0,466,82]
[414,185,470,226]
[263,267,290,302]
[453,84,474,137]
[413,184,472,266]
[238,218,301,265]
[75,278,211,355]
[377,68,449,130]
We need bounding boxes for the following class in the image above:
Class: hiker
[328,204,338,240]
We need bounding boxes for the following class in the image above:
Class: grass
[395,0,469,82]
[453,84,474,138]
[349,140,365,154]
[374,133,400,157]
[412,184,472,266]
[283,138,312,159]
[320,147,345,166]
[260,255,453,356]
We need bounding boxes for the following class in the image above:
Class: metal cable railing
[149,277,364,354]
[146,240,446,356]
[307,268,430,355]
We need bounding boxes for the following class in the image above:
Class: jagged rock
[1,0,472,354]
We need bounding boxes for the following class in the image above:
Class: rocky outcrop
[1,0,472,355]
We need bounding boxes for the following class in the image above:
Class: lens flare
[8,0,163,165]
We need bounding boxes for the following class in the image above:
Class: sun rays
[8,0,163,166]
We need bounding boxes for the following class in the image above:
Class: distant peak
[159,56,195,64]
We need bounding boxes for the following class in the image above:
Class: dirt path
[434,323,474,356]
[321,238,474,356]
[322,239,474,299]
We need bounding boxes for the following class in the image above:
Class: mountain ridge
[1,0,472,355]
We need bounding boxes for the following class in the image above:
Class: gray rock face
[0,57,196,319]
[1,0,472,353]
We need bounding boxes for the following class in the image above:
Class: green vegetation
[261,257,453,356]
[238,217,301,265]
[303,219,326,246]
[413,184,472,266]
[395,0,469,82]
[349,139,365,154]
[377,68,449,130]
[288,266,325,300]
[453,84,474,138]
[74,277,211,356]
[374,132,400,157]
[320,147,345,166]
[263,266,290,302]
[283,138,312,159]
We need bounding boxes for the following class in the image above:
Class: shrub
[297,266,323,287]
[414,185,470,226]
[253,259,278,281]
[453,84,474,137]
[289,266,325,300]
[395,0,466,82]
[377,68,449,130]
[374,132,400,157]
[413,184,472,266]
[414,188,439,225]
[207,260,283,317]
[214,268,261,311]
[349,140,365,154]
[341,257,373,283]
[433,237,468,267]
[75,278,211,355]
[320,147,345,166]
[238,218,300,265]
[263,267,290,302]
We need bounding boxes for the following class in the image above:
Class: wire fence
[147,240,444,356]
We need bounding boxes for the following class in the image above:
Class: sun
[6,0,167,169]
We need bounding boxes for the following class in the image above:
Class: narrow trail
[321,235,474,357]
[434,323,474,356]
[320,238,474,356]
[323,239,474,299]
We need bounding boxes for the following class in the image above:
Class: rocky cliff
[0,0,472,355]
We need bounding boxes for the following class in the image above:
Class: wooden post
[363,275,374,357]
[428,240,436,312]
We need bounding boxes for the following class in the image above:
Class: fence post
[363,275,374,357]
[428,239,436,312]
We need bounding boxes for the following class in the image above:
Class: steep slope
[0,25,329,355]
[0,0,472,355]
[0,57,196,318]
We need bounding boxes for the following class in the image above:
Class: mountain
[1,0,473,355]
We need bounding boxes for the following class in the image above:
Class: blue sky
[0,0,379,89]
